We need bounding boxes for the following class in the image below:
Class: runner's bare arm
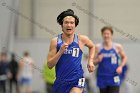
[94,44,104,65]
[117,44,127,67]
[94,45,99,65]
[47,37,68,69]
[116,44,127,74]
[80,35,95,72]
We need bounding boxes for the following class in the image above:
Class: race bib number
[72,48,79,57]
[111,55,117,64]
[78,78,85,87]
[114,76,120,83]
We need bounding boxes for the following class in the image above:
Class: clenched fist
[87,62,95,73]
[59,43,69,54]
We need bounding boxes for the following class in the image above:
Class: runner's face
[62,16,76,36]
[102,30,112,42]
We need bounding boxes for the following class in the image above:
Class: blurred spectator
[0,52,9,93]
[8,53,19,93]
[18,51,34,93]
[42,62,55,93]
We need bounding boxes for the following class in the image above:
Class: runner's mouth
[66,29,72,31]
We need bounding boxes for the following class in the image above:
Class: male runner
[47,9,95,93]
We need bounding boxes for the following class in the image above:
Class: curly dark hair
[57,9,79,27]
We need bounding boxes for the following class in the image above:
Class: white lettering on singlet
[103,53,116,57]
[64,48,73,54]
